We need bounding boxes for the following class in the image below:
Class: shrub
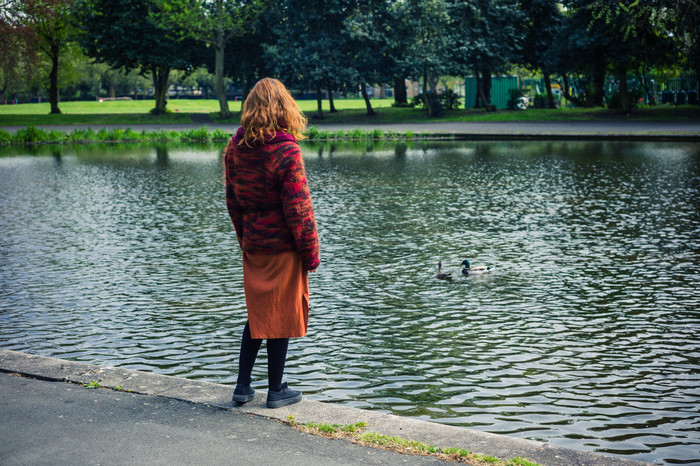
[122,128,140,141]
[438,88,461,109]
[507,88,526,110]
[46,130,65,143]
[413,93,443,117]
[104,128,124,141]
[67,128,96,142]
[0,129,12,145]
[306,126,319,139]
[608,89,643,110]
[211,129,229,141]
[15,126,48,143]
[533,93,548,109]
[689,90,698,106]
[180,127,209,141]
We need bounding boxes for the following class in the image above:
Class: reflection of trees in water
[51,146,62,165]
[394,142,407,160]
[155,145,168,167]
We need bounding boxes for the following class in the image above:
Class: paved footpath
[0,372,444,465]
[2,120,699,140]
[0,350,648,466]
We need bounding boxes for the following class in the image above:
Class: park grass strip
[286,417,539,466]
[0,126,229,145]
[0,126,448,146]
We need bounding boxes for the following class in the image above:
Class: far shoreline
[1,120,699,146]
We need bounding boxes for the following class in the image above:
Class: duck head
[461,259,471,275]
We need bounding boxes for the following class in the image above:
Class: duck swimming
[435,261,453,280]
[462,259,493,275]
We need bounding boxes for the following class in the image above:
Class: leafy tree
[552,5,610,107]
[223,7,276,102]
[518,0,563,108]
[0,1,39,102]
[13,0,77,113]
[157,0,262,118]
[344,0,396,115]
[265,0,356,118]
[75,0,198,114]
[396,0,453,116]
[450,0,525,110]
[565,0,681,112]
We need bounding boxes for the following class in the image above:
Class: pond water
[1,140,699,464]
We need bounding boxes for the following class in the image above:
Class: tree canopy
[4,0,697,114]
[75,0,199,114]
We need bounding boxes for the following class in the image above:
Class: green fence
[464,76,519,109]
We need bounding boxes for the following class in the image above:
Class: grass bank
[289,419,539,465]
[1,98,698,127]
[0,125,431,146]
[0,126,229,145]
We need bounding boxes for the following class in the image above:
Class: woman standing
[224,78,320,408]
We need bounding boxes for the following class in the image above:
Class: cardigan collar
[233,127,296,148]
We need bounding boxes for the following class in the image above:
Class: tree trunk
[393,77,407,104]
[618,65,630,113]
[592,64,606,107]
[544,73,555,109]
[315,83,324,118]
[477,70,494,111]
[242,79,252,102]
[49,42,61,114]
[637,70,655,106]
[482,69,492,110]
[360,82,376,116]
[422,66,432,116]
[152,65,170,114]
[561,75,585,107]
[475,73,481,108]
[214,28,230,119]
[326,81,337,113]
[108,81,116,99]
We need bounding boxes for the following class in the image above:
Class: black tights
[236,321,288,392]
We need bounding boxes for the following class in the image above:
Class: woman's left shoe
[266,383,302,408]
[232,384,255,403]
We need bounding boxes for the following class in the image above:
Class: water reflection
[1,140,699,464]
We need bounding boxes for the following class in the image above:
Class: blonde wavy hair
[239,78,307,147]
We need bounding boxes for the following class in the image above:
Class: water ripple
[1,141,699,464]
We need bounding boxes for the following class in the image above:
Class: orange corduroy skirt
[242,251,309,339]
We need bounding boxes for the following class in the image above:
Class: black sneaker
[232,384,255,403]
[266,382,302,408]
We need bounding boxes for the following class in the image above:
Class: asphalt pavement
[0,350,648,466]
[0,372,444,465]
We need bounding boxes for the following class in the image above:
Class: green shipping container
[464,76,519,109]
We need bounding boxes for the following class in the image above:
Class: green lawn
[0,98,698,126]
[0,98,390,116]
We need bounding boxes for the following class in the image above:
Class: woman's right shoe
[266,382,302,408]
[232,384,255,403]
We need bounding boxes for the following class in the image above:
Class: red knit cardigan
[224,128,320,271]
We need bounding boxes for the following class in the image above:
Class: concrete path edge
[0,349,647,465]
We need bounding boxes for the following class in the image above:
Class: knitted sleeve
[278,143,320,270]
[224,141,244,248]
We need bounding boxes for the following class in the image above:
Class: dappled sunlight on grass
[0,98,697,126]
